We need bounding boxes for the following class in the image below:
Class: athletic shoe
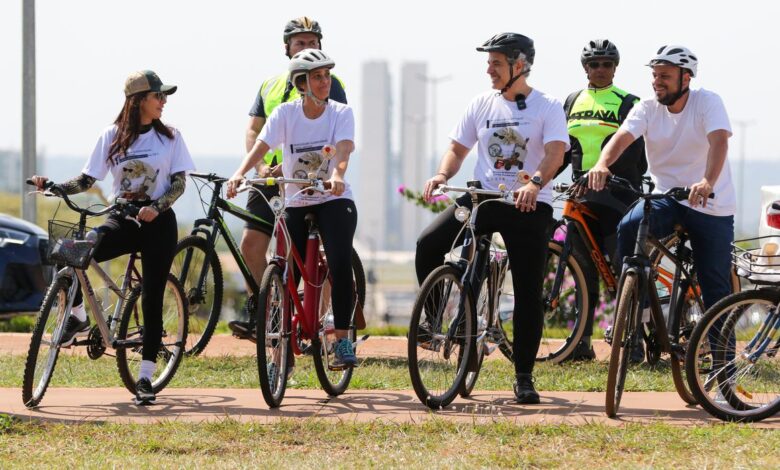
[59,316,91,347]
[228,295,257,341]
[134,378,156,405]
[513,373,541,404]
[331,338,357,369]
[568,340,596,361]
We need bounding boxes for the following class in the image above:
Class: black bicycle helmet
[283,16,323,44]
[581,39,620,66]
[477,32,535,64]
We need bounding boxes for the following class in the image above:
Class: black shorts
[244,184,278,236]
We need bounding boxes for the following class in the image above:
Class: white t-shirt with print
[450,89,570,206]
[259,100,355,207]
[621,88,735,217]
[83,125,195,202]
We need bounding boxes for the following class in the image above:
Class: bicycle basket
[46,220,102,269]
[732,236,780,285]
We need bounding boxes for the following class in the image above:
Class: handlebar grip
[26,178,54,189]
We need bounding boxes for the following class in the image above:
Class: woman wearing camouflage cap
[30,70,196,406]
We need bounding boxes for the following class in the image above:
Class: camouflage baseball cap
[124,70,177,97]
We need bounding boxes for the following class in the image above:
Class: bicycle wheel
[686,289,780,422]
[460,275,489,397]
[605,272,640,418]
[116,273,188,394]
[668,290,698,405]
[496,259,514,362]
[22,275,71,408]
[256,264,291,408]
[311,258,360,396]
[408,265,474,408]
[171,235,223,356]
[537,240,590,363]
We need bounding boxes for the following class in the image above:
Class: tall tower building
[357,61,393,251]
[399,62,428,250]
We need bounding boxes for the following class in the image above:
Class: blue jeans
[616,198,734,310]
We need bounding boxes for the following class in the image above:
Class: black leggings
[74,209,178,362]
[285,199,357,330]
[416,195,552,375]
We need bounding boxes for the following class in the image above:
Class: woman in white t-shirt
[31,70,196,405]
[227,50,358,369]
[416,33,569,404]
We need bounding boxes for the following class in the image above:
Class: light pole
[22,0,37,223]
[734,120,755,237]
[417,73,451,175]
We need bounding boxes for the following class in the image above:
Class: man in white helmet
[588,45,735,313]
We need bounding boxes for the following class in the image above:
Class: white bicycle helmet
[289,49,335,85]
[647,45,698,77]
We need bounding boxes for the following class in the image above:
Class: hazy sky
[1,0,778,165]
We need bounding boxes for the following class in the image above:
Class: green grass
[0,354,684,392]
[0,418,777,468]
[0,316,35,333]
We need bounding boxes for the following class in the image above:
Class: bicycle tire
[605,273,640,418]
[22,275,71,408]
[669,289,698,405]
[256,263,291,408]
[460,275,489,397]
[171,235,223,356]
[116,273,188,395]
[685,288,780,422]
[537,240,590,363]
[311,251,363,396]
[408,265,474,409]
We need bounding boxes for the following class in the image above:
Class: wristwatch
[530,175,543,188]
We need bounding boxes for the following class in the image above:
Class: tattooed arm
[53,173,97,195]
[151,172,186,213]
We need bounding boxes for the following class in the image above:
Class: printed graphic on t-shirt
[290,140,331,180]
[485,120,529,172]
[115,151,160,201]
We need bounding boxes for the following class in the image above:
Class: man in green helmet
[559,39,646,361]
[229,16,347,340]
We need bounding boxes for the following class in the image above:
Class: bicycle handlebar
[434,184,515,203]
[26,178,140,219]
[606,175,714,202]
[552,175,713,203]
[189,172,227,183]
[244,176,333,191]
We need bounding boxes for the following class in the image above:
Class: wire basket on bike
[732,235,780,285]
[46,220,102,269]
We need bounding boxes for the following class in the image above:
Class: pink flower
[553,225,568,243]
[397,184,406,194]
[431,194,448,203]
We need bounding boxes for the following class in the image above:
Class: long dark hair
[107,93,174,164]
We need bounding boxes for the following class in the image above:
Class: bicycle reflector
[454,206,470,222]
[768,201,780,229]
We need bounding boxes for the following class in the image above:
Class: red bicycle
[240,176,366,408]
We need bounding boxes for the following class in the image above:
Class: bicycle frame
[182,176,267,300]
[68,253,143,350]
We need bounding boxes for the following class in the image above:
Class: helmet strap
[303,75,328,107]
[498,58,528,109]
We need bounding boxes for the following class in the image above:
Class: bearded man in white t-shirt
[588,45,735,313]
[416,33,569,404]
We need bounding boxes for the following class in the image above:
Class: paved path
[5,334,777,427]
[5,387,778,427]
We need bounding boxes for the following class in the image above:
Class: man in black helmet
[229,16,347,340]
[416,32,569,404]
[558,39,646,361]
